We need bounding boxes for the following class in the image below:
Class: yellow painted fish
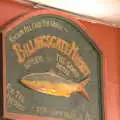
[20,73,90,100]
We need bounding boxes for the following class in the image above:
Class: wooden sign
[1,9,103,120]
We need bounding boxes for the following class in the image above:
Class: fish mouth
[20,79,37,90]
[20,79,32,87]
[20,79,27,85]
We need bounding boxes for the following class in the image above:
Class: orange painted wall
[81,21,120,120]
[0,0,120,120]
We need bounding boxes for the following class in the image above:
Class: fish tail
[80,88,90,100]
[77,79,90,100]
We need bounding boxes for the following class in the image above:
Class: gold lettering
[70,42,79,59]
[12,35,90,76]
[12,43,25,63]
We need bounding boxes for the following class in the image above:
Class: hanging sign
[1,9,103,120]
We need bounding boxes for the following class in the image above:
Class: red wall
[81,21,120,120]
[0,0,120,120]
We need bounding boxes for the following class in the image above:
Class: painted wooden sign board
[0,9,103,120]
